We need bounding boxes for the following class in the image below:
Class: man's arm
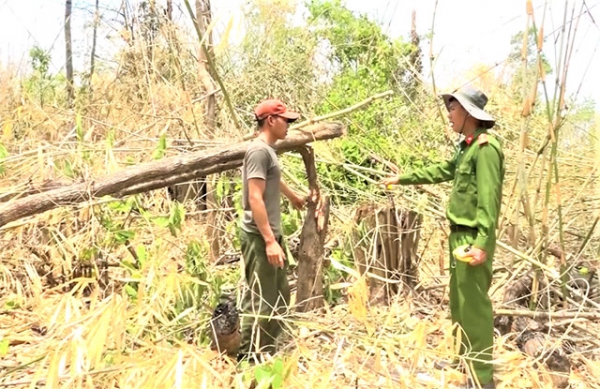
[397,159,457,185]
[280,179,305,210]
[473,144,503,253]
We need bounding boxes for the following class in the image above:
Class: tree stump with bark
[351,202,422,305]
[295,146,331,313]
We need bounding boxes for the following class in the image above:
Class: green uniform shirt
[398,129,504,252]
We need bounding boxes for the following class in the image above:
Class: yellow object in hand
[453,244,473,262]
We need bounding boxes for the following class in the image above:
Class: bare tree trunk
[65,0,74,106]
[166,0,173,22]
[88,0,100,89]
[195,0,216,133]
[194,0,219,262]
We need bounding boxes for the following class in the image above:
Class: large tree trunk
[65,0,74,106]
[0,122,346,227]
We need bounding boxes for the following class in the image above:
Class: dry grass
[2,261,600,389]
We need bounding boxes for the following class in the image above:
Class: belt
[449,224,477,233]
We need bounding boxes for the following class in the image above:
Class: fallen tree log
[0,122,346,227]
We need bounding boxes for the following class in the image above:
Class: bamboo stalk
[182,0,241,132]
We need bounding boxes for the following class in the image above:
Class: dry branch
[495,308,600,321]
[0,122,346,227]
[243,90,393,140]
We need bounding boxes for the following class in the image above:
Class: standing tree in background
[195,0,217,134]
[65,0,74,106]
[166,0,173,22]
[88,0,100,91]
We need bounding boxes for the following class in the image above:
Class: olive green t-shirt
[241,139,281,237]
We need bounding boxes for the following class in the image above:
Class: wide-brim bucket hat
[441,86,495,129]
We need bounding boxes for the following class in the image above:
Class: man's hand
[380,175,400,188]
[266,240,286,268]
[465,246,488,266]
[289,193,306,210]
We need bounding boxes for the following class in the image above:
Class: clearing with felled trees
[1,1,600,388]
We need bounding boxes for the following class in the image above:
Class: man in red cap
[238,99,306,363]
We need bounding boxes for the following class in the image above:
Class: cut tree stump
[351,202,422,305]
[0,122,345,228]
[295,146,330,313]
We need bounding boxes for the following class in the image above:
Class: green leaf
[0,339,9,357]
[170,203,184,230]
[76,112,84,142]
[120,260,138,272]
[0,143,9,176]
[272,374,283,389]
[114,230,135,244]
[106,129,115,148]
[61,159,75,178]
[3,300,19,310]
[153,134,167,160]
[135,245,147,266]
[254,366,271,384]
[108,200,132,213]
[124,284,137,299]
[272,359,284,375]
[152,217,171,228]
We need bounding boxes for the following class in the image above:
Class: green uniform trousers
[449,229,494,385]
[239,230,290,359]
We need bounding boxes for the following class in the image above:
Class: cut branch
[0,122,346,227]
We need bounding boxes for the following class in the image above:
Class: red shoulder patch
[478,133,489,146]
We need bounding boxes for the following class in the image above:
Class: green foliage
[0,143,8,177]
[23,45,65,107]
[153,134,167,160]
[253,358,286,389]
[151,202,185,237]
[172,239,213,315]
[323,244,353,305]
[0,339,9,357]
[54,157,78,179]
[308,0,415,99]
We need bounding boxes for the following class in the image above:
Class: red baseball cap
[254,99,300,122]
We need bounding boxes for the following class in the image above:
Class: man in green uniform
[237,99,306,364]
[382,87,504,388]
